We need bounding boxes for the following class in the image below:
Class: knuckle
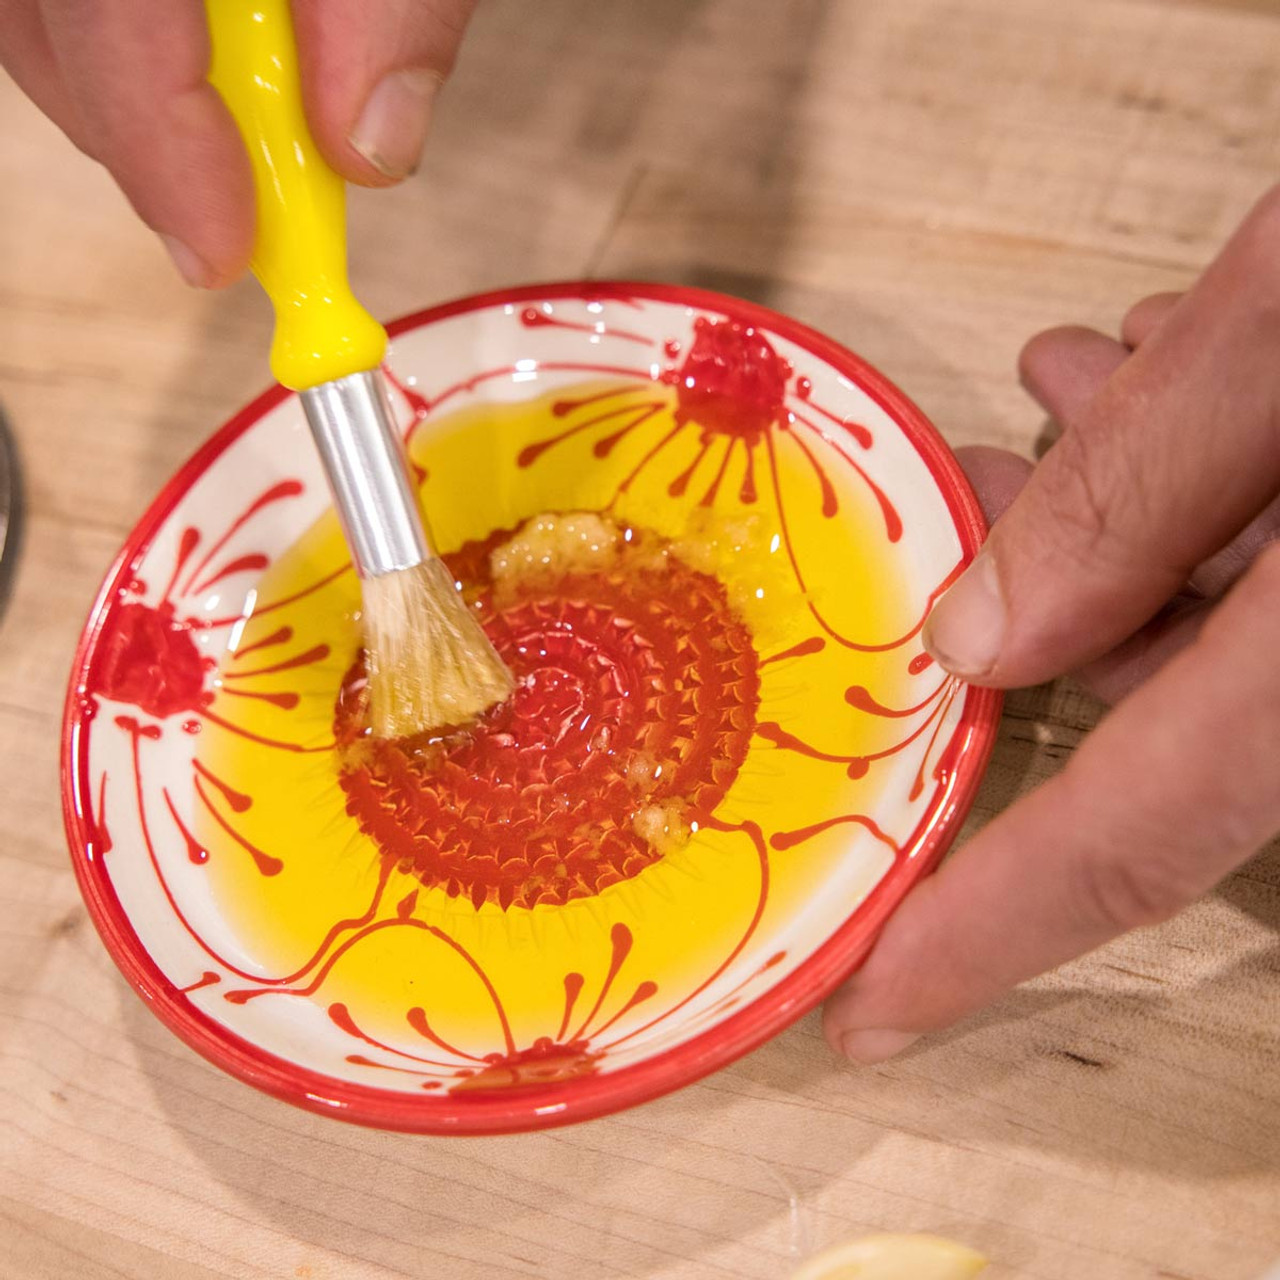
[1055,760,1205,936]
[1031,427,1121,562]
[418,1,475,70]
[1028,406,1182,586]
[1071,842,1192,934]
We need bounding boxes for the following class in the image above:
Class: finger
[959,434,1276,711]
[1121,291,1184,349]
[1018,326,1128,430]
[954,451,1201,707]
[39,0,253,286]
[1188,491,1280,599]
[924,186,1280,686]
[0,0,90,150]
[1071,595,1207,704]
[955,445,1034,528]
[826,544,1280,1061]
[293,0,477,185]
[1082,491,1280,701]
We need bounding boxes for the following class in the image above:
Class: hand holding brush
[203,0,511,739]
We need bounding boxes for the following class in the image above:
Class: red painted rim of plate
[62,280,1001,1135]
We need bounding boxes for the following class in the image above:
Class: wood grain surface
[2,1,1278,1276]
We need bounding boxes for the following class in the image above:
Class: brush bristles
[362,559,514,740]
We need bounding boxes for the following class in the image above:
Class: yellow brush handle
[206,0,387,391]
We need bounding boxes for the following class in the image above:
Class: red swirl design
[335,526,760,911]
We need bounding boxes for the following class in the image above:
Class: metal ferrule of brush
[300,371,430,578]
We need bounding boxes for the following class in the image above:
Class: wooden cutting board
[1,1,1277,1275]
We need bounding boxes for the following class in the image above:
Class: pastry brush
[205,0,513,738]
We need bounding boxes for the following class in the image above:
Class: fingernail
[923,551,1005,678]
[349,68,441,179]
[159,234,211,288]
[839,1029,921,1064]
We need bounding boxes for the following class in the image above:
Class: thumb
[924,187,1280,687]
[293,0,476,185]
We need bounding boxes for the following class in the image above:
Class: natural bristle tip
[362,560,514,740]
